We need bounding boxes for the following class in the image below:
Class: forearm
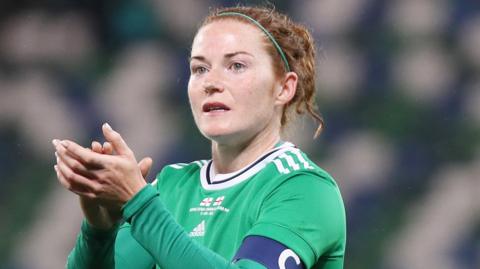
[66,220,118,269]
[122,185,266,269]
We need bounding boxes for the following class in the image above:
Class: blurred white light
[0,10,96,66]
[0,78,17,120]
[386,0,450,36]
[13,184,84,269]
[317,43,365,103]
[321,131,395,202]
[152,0,213,41]
[392,43,455,104]
[97,43,179,158]
[295,0,372,35]
[43,12,96,66]
[0,71,86,156]
[459,15,480,67]
[385,163,479,269]
[0,11,44,63]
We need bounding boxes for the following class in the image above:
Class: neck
[211,127,281,174]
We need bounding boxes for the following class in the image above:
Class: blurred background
[0,0,479,268]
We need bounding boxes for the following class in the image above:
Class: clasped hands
[53,123,153,207]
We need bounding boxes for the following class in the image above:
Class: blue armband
[233,236,305,269]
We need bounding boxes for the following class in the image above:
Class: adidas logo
[189,220,205,237]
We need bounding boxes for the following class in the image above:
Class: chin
[202,129,233,142]
[199,125,237,142]
[199,121,231,137]
[202,127,256,146]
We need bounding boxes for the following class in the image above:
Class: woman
[53,6,346,269]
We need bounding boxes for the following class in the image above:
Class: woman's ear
[275,72,298,105]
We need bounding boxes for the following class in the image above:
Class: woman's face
[188,19,282,144]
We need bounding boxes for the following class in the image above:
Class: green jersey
[67,142,346,269]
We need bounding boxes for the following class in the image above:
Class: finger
[56,155,102,194]
[56,149,97,179]
[138,157,153,178]
[59,140,108,169]
[55,164,96,198]
[54,164,71,190]
[52,139,60,148]
[91,141,103,153]
[102,123,134,157]
[102,142,113,155]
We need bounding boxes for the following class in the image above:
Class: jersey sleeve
[246,173,346,269]
[66,220,117,269]
[121,185,269,269]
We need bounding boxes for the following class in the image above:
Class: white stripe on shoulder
[280,153,301,171]
[273,148,316,174]
[291,150,315,169]
[194,160,209,167]
[273,159,290,174]
[150,179,158,186]
[169,160,208,169]
[169,163,188,169]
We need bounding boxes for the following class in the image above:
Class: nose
[203,69,224,94]
[204,82,224,94]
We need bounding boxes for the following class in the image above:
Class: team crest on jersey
[190,196,229,216]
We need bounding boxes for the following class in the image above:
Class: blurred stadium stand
[0,0,479,268]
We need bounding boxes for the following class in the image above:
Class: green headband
[217,11,291,72]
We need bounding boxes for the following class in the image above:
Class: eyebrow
[189,51,254,62]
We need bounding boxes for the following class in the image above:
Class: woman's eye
[230,62,246,72]
[192,66,208,75]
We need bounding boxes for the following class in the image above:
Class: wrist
[122,185,159,222]
[81,219,119,240]
[125,180,147,203]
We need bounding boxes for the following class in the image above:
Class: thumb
[102,123,133,157]
[138,157,153,179]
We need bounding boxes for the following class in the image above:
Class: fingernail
[61,140,68,147]
[52,139,59,146]
[104,123,112,130]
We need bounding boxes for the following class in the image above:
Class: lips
[202,102,231,113]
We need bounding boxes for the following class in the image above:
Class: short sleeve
[246,173,346,268]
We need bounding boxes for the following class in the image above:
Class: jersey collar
[200,142,295,190]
